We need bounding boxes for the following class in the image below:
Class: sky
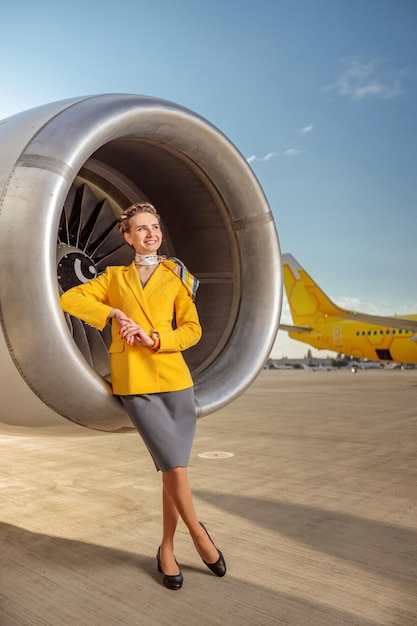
[1,0,416,359]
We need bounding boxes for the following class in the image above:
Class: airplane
[279,253,417,364]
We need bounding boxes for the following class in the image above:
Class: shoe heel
[156,546,162,572]
[156,546,183,590]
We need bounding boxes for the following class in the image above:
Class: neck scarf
[135,254,160,266]
[134,254,199,300]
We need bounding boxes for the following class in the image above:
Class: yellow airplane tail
[282,253,347,326]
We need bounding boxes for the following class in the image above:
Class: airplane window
[367,331,371,335]
[399,329,403,334]
[373,331,377,335]
[393,330,396,334]
[380,330,384,335]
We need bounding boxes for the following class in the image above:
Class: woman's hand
[120,322,154,347]
[108,309,154,347]
[108,308,132,330]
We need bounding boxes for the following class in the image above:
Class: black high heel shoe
[199,522,227,577]
[156,547,183,590]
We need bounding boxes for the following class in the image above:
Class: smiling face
[123,211,163,255]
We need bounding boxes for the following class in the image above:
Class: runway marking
[197,451,235,459]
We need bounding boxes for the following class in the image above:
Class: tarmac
[1,368,416,626]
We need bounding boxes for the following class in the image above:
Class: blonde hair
[118,202,160,235]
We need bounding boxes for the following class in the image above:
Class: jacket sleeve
[157,284,202,353]
[60,268,114,331]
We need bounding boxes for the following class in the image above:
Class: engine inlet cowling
[0,94,282,431]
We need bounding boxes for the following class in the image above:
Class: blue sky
[2,0,416,358]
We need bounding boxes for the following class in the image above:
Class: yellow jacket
[60,262,202,395]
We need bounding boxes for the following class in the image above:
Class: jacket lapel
[143,264,171,299]
[122,263,155,327]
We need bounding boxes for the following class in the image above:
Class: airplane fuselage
[289,317,417,362]
[282,253,417,364]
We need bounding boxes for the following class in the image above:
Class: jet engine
[0,94,281,431]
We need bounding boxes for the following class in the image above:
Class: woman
[60,202,226,590]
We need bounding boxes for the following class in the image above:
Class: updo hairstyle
[118,202,161,235]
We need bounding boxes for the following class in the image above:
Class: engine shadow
[195,491,417,589]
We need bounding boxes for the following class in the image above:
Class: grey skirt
[120,388,197,471]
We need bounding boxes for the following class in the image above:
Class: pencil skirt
[120,388,197,471]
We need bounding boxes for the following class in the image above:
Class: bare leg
[159,486,180,575]
[161,466,219,564]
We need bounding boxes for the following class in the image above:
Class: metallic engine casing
[0,94,282,430]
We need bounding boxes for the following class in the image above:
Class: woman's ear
[123,232,132,247]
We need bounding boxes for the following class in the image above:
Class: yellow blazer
[60,262,202,395]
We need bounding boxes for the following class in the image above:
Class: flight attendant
[61,202,226,590]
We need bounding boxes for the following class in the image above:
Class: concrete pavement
[1,369,416,625]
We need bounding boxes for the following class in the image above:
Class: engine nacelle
[0,94,281,431]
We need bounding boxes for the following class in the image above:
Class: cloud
[335,296,363,311]
[246,152,278,163]
[262,152,278,161]
[298,124,314,134]
[247,149,305,163]
[332,296,416,316]
[284,148,306,156]
[325,59,403,100]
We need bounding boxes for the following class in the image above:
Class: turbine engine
[0,94,281,431]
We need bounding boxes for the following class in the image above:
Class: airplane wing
[339,312,417,332]
[279,323,312,333]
